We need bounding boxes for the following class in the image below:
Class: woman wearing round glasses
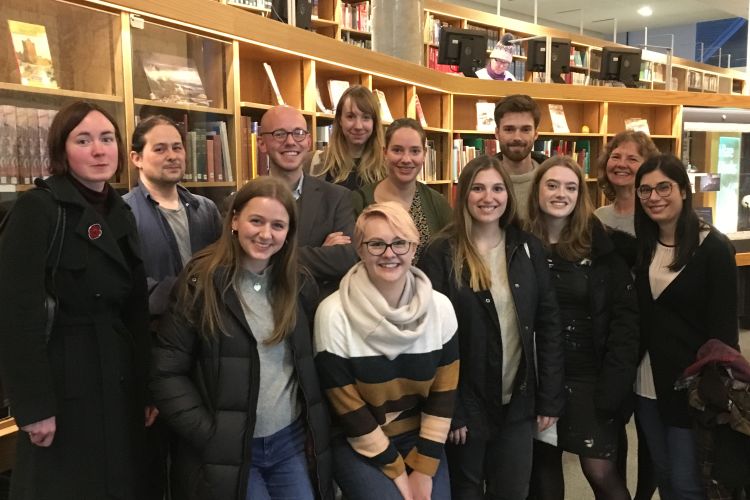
[633,154,738,499]
[352,118,451,264]
[309,85,386,190]
[314,202,458,500]
[419,156,564,499]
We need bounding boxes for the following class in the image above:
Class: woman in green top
[352,118,451,263]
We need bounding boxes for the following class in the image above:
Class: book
[475,101,495,132]
[263,63,285,105]
[327,80,350,113]
[624,118,650,135]
[7,20,58,89]
[408,94,428,128]
[548,104,570,133]
[315,88,331,114]
[0,106,18,184]
[140,53,210,107]
[206,120,233,182]
[373,90,393,123]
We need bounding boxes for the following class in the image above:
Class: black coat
[419,225,564,437]
[150,271,333,500]
[0,175,151,500]
[563,221,640,420]
[635,229,739,427]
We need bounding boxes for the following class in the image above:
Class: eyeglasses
[361,239,413,256]
[261,128,309,143]
[636,181,676,200]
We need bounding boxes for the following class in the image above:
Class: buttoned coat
[0,175,150,500]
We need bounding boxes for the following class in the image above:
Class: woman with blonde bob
[150,177,332,500]
[309,85,386,189]
[525,156,639,500]
[315,202,459,500]
[419,155,564,500]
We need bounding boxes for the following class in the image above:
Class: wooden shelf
[340,27,371,37]
[134,98,232,115]
[0,82,123,103]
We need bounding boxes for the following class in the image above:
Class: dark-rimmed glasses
[261,128,309,143]
[361,240,413,256]
[636,181,676,201]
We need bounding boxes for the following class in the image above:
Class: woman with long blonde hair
[150,177,333,500]
[526,156,639,500]
[309,85,386,189]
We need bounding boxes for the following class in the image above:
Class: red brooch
[88,223,102,240]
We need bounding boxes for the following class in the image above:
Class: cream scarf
[338,262,434,359]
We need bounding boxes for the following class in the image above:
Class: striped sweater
[314,269,459,479]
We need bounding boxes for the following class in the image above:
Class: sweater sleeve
[705,232,739,348]
[313,298,406,479]
[405,300,458,476]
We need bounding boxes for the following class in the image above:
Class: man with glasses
[259,105,357,289]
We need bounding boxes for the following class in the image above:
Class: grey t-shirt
[158,204,192,266]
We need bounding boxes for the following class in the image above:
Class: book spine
[194,127,207,181]
[219,121,233,182]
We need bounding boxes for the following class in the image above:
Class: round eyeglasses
[361,240,414,256]
[636,181,676,201]
[261,128,309,143]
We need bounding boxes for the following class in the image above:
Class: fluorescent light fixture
[638,6,653,16]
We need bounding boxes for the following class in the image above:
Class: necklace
[252,281,262,292]
[657,239,676,248]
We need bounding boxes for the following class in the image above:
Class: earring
[232,229,238,236]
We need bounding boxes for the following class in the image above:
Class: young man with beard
[124,115,222,318]
[493,94,547,220]
[259,105,357,288]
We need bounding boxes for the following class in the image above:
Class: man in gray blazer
[259,105,357,285]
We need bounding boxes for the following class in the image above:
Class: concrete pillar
[371,0,424,65]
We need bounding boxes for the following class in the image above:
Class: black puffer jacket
[150,271,333,500]
[569,221,640,420]
[420,224,564,437]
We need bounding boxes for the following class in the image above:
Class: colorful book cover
[8,20,58,89]
[140,52,210,107]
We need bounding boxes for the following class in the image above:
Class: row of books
[227,0,271,9]
[342,34,372,50]
[423,15,449,46]
[466,24,500,52]
[0,105,57,185]
[570,47,587,68]
[341,2,371,33]
[183,121,234,183]
[451,137,499,180]
[417,140,440,183]
[426,46,460,74]
[239,116,270,179]
[533,139,591,174]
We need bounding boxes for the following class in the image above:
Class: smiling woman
[351,118,451,264]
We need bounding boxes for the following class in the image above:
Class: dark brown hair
[131,115,184,154]
[493,94,541,129]
[384,118,426,148]
[48,101,126,176]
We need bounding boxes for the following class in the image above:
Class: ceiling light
[638,6,653,16]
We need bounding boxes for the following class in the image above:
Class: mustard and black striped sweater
[313,264,459,479]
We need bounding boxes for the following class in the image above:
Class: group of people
[0,89,741,500]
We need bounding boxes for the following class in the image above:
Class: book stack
[0,105,58,185]
[341,2,371,32]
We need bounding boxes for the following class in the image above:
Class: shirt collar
[292,173,305,200]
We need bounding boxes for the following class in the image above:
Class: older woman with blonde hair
[315,202,458,500]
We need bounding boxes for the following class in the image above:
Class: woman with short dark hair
[0,100,153,499]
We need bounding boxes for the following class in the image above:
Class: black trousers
[447,413,535,500]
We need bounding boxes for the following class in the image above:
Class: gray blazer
[297,174,358,282]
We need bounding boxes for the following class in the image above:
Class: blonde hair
[354,202,419,250]
[176,177,298,344]
[314,85,386,185]
[526,156,594,261]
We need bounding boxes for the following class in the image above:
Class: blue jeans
[332,431,450,500]
[246,418,315,500]
[635,396,706,500]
